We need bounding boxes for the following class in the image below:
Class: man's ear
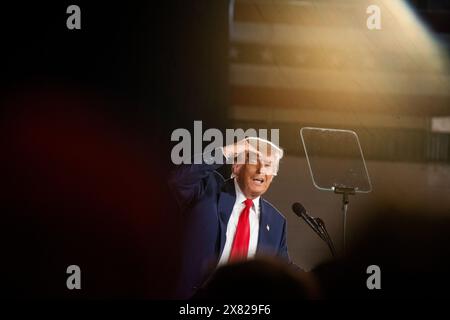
[232,164,243,177]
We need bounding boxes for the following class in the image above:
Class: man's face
[235,155,276,199]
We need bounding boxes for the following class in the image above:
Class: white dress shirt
[218,179,260,266]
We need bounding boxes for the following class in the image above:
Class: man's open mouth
[252,177,265,185]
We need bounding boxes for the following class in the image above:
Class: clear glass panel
[300,127,372,193]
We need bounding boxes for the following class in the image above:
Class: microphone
[292,202,336,257]
[313,217,337,257]
[292,203,326,241]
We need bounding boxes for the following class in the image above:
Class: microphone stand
[313,217,336,258]
[333,185,355,255]
[292,203,337,258]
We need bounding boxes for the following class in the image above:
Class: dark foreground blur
[195,205,450,299]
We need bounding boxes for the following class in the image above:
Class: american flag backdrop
[227,0,450,162]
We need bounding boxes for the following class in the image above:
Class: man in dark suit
[169,138,293,299]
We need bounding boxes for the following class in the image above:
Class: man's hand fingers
[224,138,263,163]
[245,140,263,158]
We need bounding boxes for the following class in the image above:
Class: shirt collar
[233,178,260,211]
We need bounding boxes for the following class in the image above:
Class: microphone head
[292,202,306,217]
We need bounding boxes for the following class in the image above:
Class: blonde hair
[231,137,284,178]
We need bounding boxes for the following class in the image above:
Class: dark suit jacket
[168,151,291,299]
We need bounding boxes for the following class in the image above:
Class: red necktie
[229,199,254,262]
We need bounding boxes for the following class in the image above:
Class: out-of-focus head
[193,257,320,300]
[231,137,283,199]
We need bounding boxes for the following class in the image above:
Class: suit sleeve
[168,148,227,211]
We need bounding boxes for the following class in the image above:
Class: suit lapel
[217,179,236,258]
[257,199,274,255]
[217,182,277,258]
